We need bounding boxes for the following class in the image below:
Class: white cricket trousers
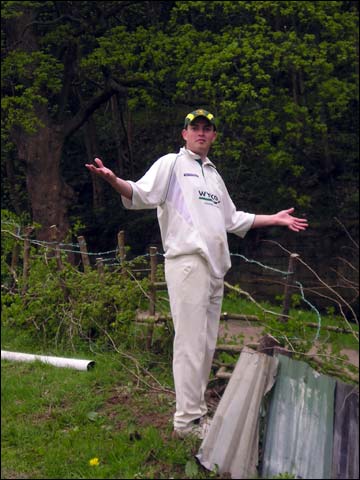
[165,254,224,429]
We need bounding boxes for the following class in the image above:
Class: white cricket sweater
[121,147,255,278]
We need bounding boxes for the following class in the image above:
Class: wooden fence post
[96,257,104,278]
[21,226,33,295]
[117,230,126,275]
[147,246,158,349]
[117,230,126,261]
[50,225,63,271]
[10,226,20,284]
[77,235,91,273]
[281,253,300,321]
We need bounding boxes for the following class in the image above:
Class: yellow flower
[89,457,100,466]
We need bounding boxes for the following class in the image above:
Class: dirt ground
[218,319,359,368]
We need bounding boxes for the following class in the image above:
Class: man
[85,109,308,439]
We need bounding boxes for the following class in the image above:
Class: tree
[168,1,359,216]
[1,1,152,242]
[2,1,358,249]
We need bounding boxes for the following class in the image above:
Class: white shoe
[173,416,212,440]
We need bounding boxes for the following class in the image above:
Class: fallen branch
[224,281,289,319]
[94,321,175,396]
[215,344,358,384]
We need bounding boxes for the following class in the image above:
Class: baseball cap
[184,109,216,130]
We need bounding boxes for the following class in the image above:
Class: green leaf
[185,460,199,478]
[87,411,100,422]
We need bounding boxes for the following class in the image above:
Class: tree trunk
[83,118,104,210]
[111,95,125,177]
[5,7,74,243]
[111,94,133,177]
[15,124,75,243]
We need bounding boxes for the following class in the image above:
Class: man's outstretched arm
[85,157,133,200]
[252,208,308,232]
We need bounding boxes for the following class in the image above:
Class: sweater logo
[198,190,220,205]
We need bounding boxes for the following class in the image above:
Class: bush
[1,240,153,351]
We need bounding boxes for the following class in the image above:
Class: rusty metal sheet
[260,354,336,480]
[196,347,279,479]
[332,380,359,479]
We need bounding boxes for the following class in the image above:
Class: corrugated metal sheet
[196,347,279,479]
[260,354,336,480]
[332,381,359,479]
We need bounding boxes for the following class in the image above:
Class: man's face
[182,118,217,157]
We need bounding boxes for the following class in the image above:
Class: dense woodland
[1,1,359,256]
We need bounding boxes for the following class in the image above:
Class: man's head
[182,109,217,158]
[183,109,217,131]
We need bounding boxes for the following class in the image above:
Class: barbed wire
[296,281,322,340]
[229,253,322,339]
[230,252,291,276]
[1,224,292,269]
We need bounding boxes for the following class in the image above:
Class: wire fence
[2,220,359,385]
[2,220,359,347]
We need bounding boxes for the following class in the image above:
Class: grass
[1,325,208,479]
[1,292,358,479]
[222,293,359,351]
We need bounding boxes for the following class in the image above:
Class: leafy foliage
[1,241,152,351]
[2,49,63,134]
[1,1,358,243]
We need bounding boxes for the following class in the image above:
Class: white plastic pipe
[1,350,95,371]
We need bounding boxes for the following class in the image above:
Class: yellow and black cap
[184,109,216,130]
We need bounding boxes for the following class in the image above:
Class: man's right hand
[85,157,133,200]
[85,158,117,185]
